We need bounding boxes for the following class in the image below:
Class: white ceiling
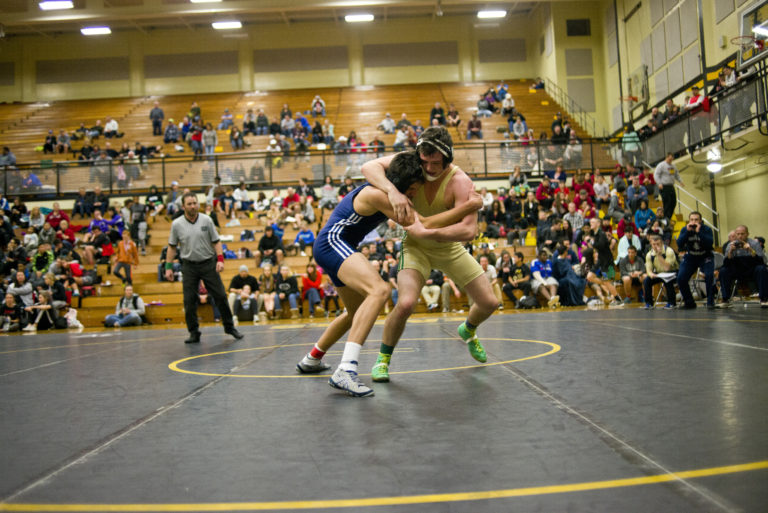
[0,0,547,37]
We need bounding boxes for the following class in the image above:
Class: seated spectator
[619,246,646,303]
[421,269,445,312]
[616,227,642,265]
[72,187,93,219]
[255,225,284,267]
[535,177,553,210]
[230,126,245,150]
[217,108,234,130]
[501,251,532,303]
[0,292,26,332]
[45,202,70,231]
[581,247,623,306]
[290,221,315,257]
[430,102,446,125]
[22,171,43,192]
[476,94,493,117]
[103,285,145,328]
[551,245,586,306]
[43,130,57,154]
[718,225,768,308]
[8,270,35,307]
[378,113,396,134]
[392,125,409,152]
[607,190,626,224]
[103,116,121,138]
[81,225,110,266]
[23,226,39,254]
[530,250,560,307]
[642,234,679,309]
[466,113,483,139]
[322,276,341,316]
[188,101,201,123]
[676,211,716,309]
[56,129,72,154]
[626,176,648,213]
[446,104,461,127]
[275,264,300,319]
[368,135,385,156]
[197,280,221,322]
[233,284,263,324]
[592,174,610,210]
[634,199,656,234]
[158,244,182,282]
[91,186,109,215]
[301,263,324,317]
[28,242,55,284]
[22,290,59,331]
[311,95,326,117]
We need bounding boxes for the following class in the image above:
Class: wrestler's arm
[418,188,482,228]
[361,154,413,224]
[406,174,479,242]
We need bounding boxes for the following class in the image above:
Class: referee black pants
[182,259,234,334]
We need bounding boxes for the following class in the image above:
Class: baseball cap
[239,265,248,273]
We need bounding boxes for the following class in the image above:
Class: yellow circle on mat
[168,338,561,378]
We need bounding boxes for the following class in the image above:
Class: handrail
[676,197,720,233]
[543,78,611,138]
[675,184,718,225]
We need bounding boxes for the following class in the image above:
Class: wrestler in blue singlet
[313,183,387,287]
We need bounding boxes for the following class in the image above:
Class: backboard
[738,0,768,71]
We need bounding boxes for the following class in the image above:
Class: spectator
[466,113,483,139]
[430,102,446,125]
[8,270,35,307]
[626,176,648,213]
[634,199,656,234]
[91,185,109,215]
[202,123,217,160]
[45,202,70,231]
[275,265,300,319]
[551,244,586,306]
[606,190,626,224]
[158,245,182,282]
[619,246,646,303]
[654,153,685,220]
[43,131,57,154]
[421,269,445,312]
[621,123,642,167]
[113,230,139,285]
[322,276,341,317]
[104,116,121,138]
[230,126,245,150]
[290,221,315,257]
[233,284,262,324]
[582,247,623,306]
[0,293,26,332]
[217,108,234,130]
[311,95,326,117]
[301,263,324,317]
[255,225,284,267]
[188,101,201,123]
[476,94,493,117]
[378,113,396,134]
[530,250,559,307]
[502,251,532,303]
[718,225,768,308]
[149,101,164,136]
[616,226,642,265]
[446,104,461,127]
[56,129,72,154]
[22,290,59,332]
[676,211,715,309]
[642,234,679,309]
[242,108,257,135]
[103,285,145,328]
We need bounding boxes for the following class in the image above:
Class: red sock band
[309,346,326,359]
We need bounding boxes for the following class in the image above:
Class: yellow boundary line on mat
[2,460,766,511]
[167,338,560,378]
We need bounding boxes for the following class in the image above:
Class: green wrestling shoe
[371,354,391,382]
[458,322,487,363]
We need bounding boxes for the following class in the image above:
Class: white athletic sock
[338,341,362,372]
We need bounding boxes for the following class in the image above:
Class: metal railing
[544,78,611,138]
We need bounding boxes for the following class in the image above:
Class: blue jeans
[256,126,268,135]
[105,312,141,327]
[275,292,299,310]
[678,254,715,307]
[467,130,483,139]
[305,288,321,314]
[72,201,92,218]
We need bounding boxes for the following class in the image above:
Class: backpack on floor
[516,295,539,309]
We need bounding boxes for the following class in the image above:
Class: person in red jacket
[45,202,70,231]
[301,262,324,317]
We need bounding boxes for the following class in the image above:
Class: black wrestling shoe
[184,332,201,344]
[225,327,244,340]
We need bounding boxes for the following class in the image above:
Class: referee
[165,192,243,343]
[653,153,685,220]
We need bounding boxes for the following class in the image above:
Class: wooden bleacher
[2,80,595,167]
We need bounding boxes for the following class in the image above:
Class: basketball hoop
[620,96,639,105]
[731,35,763,51]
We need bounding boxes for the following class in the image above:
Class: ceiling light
[477,10,507,19]
[190,0,222,3]
[345,14,374,23]
[39,1,74,10]
[212,21,242,30]
[81,26,111,36]
[706,161,722,173]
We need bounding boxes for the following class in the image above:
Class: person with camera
[717,225,768,308]
[676,211,715,309]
